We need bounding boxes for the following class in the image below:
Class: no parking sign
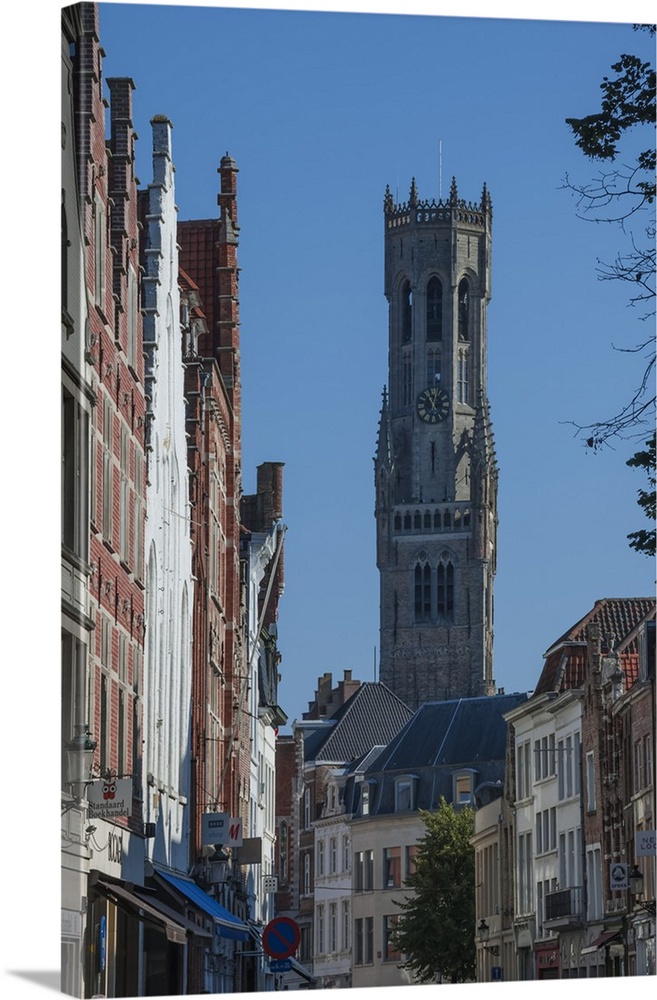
[262,917,300,960]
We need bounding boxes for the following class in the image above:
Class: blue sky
[95,0,656,727]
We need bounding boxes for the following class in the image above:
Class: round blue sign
[262,917,300,960]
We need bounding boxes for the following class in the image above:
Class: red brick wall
[179,155,248,857]
[77,3,146,833]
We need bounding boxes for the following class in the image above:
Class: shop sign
[610,862,628,890]
[87,778,133,819]
[635,830,656,857]
[201,812,242,846]
[235,836,261,863]
[227,817,243,847]
[202,812,229,845]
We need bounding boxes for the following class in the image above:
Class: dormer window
[360,779,376,817]
[395,775,416,812]
[453,769,476,805]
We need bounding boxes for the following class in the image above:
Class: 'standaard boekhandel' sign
[87,778,133,819]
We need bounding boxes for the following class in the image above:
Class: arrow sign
[262,917,300,960]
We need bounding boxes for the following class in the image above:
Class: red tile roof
[533,598,655,697]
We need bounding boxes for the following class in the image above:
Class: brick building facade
[62,7,288,995]
[61,5,95,994]
[63,6,151,996]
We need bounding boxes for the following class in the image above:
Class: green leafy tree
[563,25,655,449]
[393,799,475,984]
[626,431,656,557]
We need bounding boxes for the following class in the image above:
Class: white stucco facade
[506,690,585,980]
[141,117,194,874]
[313,773,353,989]
[350,810,419,989]
[244,524,284,990]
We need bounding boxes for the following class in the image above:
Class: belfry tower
[375,176,498,710]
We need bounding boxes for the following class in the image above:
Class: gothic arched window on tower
[426,350,441,387]
[402,350,413,406]
[437,555,455,620]
[458,277,470,341]
[414,556,432,623]
[457,349,469,404]
[426,277,443,341]
[401,280,412,343]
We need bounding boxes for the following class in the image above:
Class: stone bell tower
[374,176,498,710]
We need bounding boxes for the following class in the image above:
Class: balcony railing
[545,886,585,928]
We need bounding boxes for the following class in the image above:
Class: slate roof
[342,691,530,816]
[533,597,655,696]
[374,691,530,771]
[302,682,413,764]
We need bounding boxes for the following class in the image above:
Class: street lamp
[628,864,655,916]
[477,919,500,957]
[64,726,97,800]
[628,865,643,895]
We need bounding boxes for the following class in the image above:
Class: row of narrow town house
[62,4,655,997]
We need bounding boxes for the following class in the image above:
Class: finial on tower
[409,177,418,207]
[450,176,458,205]
[384,183,393,213]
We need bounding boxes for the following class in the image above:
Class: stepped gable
[304,682,413,764]
[533,597,656,697]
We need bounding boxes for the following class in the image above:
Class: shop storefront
[86,869,203,997]
[535,942,560,979]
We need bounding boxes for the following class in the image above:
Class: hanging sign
[227,817,243,847]
[202,812,230,846]
[87,778,133,819]
[635,830,656,857]
[609,862,628,890]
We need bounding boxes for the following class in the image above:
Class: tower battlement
[384,177,492,230]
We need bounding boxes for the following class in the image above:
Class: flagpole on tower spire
[439,139,443,200]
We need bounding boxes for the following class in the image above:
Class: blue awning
[156,870,250,942]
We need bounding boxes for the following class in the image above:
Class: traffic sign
[269,959,292,972]
[262,917,301,960]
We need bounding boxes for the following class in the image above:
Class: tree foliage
[393,799,475,984]
[563,25,655,450]
[626,431,656,557]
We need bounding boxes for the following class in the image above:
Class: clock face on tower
[417,385,450,423]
